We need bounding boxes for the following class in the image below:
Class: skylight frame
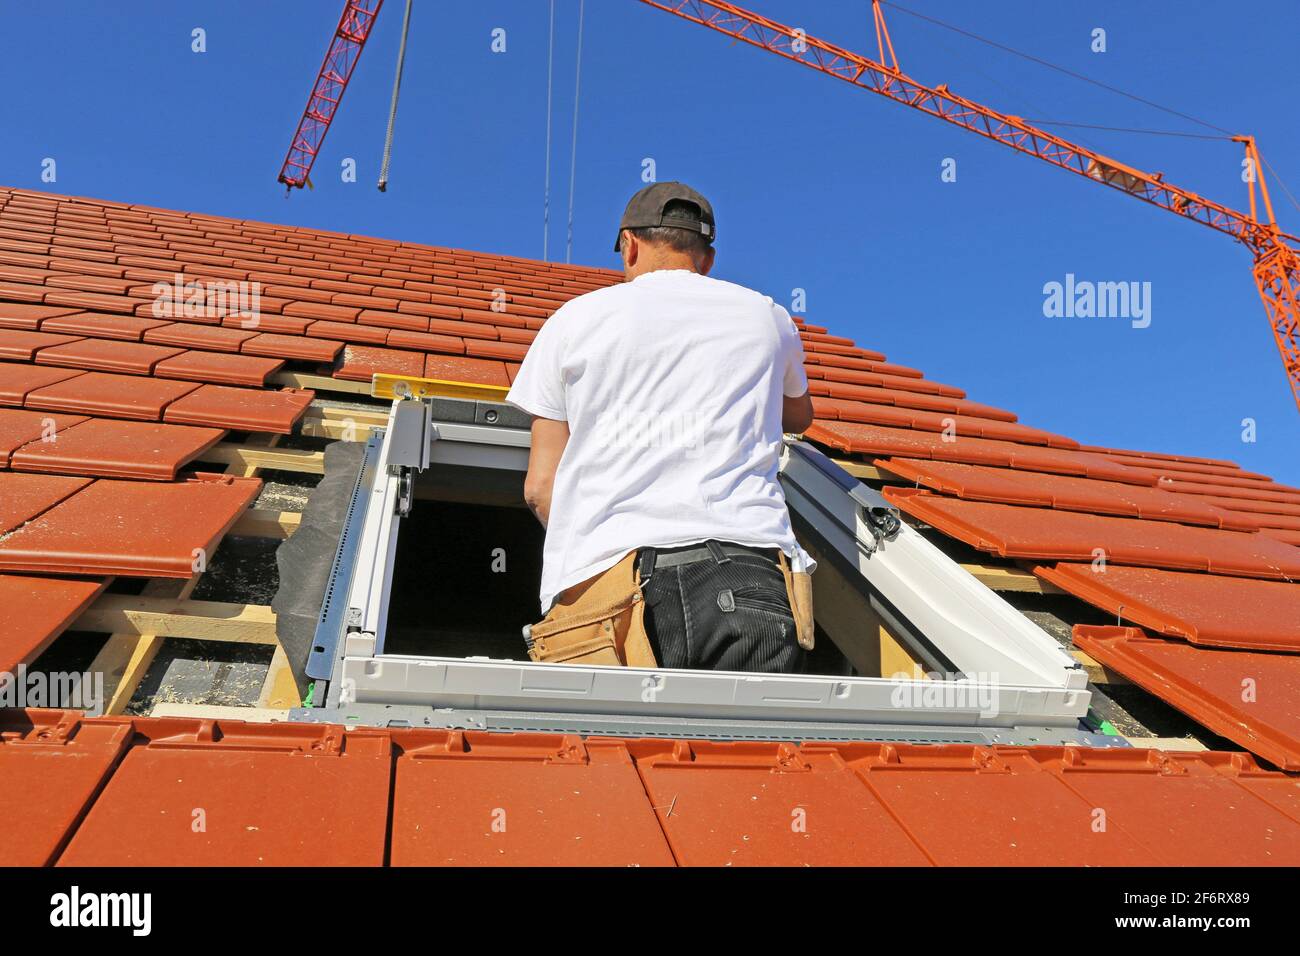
[314,404,1091,730]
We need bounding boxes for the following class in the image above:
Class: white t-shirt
[507,268,814,612]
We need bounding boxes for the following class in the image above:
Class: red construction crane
[277,0,384,190]
[276,0,1300,415]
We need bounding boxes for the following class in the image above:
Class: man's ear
[620,230,637,271]
[699,245,716,276]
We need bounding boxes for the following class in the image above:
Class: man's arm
[782,390,814,434]
[523,417,570,527]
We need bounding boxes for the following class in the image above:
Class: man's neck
[628,258,701,281]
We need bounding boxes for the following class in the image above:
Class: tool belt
[523,551,658,667]
[523,541,815,666]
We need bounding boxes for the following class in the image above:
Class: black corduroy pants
[636,542,806,674]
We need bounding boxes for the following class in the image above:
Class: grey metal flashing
[296,435,380,684]
[289,701,1125,748]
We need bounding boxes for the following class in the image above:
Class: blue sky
[2,0,1297,480]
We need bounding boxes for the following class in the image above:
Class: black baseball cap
[614,181,716,251]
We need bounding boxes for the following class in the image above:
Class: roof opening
[295,388,1094,742]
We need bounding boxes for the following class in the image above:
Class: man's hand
[523,416,570,527]
[782,390,815,434]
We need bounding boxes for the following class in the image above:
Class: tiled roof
[0,183,620,671]
[2,710,1298,866]
[1,184,1298,861]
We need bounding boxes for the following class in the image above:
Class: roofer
[507,181,817,674]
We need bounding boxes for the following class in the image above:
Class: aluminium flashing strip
[304,433,381,682]
[336,654,1088,727]
[328,417,405,702]
[319,403,1088,730]
[294,701,1122,747]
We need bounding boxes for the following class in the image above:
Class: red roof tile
[142,321,260,352]
[1039,563,1300,651]
[391,734,675,866]
[885,488,1300,579]
[0,711,128,865]
[242,331,340,362]
[361,307,437,331]
[23,370,201,420]
[808,421,1157,485]
[881,457,1256,529]
[0,473,92,533]
[307,319,389,345]
[0,474,260,577]
[1074,626,1300,771]
[385,329,467,354]
[3,710,1295,866]
[0,303,82,330]
[806,364,966,398]
[423,353,511,387]
[56,719,393,866]
[1103,452,1275,484]
[9,418,225,481]
[1165,478,1300,507]
[842,747,1160,865]
[1076,444,1242,470]
[282,300,361,323]
[33,338,184,374]
[153,349,283,387]
[632,739,933,866]
[161,385,313,434]
[0,362,84,404]
[0,409,87,466]
[813,396,1078,448]
[336,344,425,381]
[808,380,1018,422]
[220,312,308,334]
[0,329,84,361]
[40,312,171,341]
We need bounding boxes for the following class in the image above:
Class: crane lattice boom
[638,0,1300,413]
[278,0,384,189]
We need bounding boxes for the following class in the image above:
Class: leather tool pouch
[524,551,659,667]
[778,552,816,651]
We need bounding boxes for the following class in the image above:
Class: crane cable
[878,1,1300,219]
[543,0,556,260]
[566,0,586,264]
[879,0,1235,137]
[378,0,414,192]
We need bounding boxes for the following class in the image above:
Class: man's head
[615,181,717,280]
